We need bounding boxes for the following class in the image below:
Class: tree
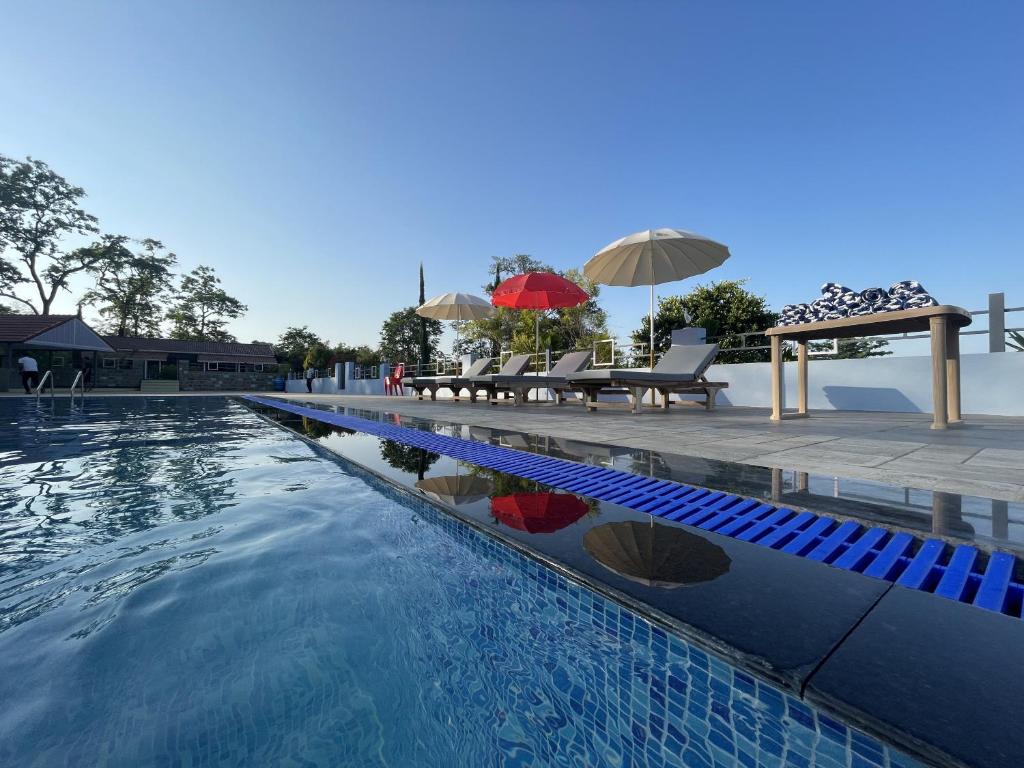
[82,237,177,336]
[631,280,779,364]
[455,254,551,358]
[303,343,333,371]
[418,262,429,366]
[166,266,247,342]
[333,342,378,366]
[0,154,115,314]
[277,326,326,371]
[379,440,439,479]
[379,306,442,364]
[549,269,608,351]
[456,256,609,358]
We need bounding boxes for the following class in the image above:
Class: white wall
[285,362,389,395]
[282,351,1024,417]
[705,352,1024,416]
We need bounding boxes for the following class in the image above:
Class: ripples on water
[0,398,916,767]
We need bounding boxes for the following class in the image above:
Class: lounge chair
[566,343,727,414]
[478,350,593,406]
[404,357,493,402]
[466,354,534,402]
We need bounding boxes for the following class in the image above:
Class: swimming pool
[0,397,920,766]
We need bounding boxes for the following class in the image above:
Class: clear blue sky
[2,1,1021,354]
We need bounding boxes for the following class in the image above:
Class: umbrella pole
[535,312,543,402]
[649,280,655,370]
[649,265,656,406]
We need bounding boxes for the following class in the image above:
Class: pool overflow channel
[243,395,1023,622]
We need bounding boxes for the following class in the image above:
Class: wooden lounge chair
[404,357,493,401]
[465,354,534,402]
[566,343,727,414]
[476,350,593,406]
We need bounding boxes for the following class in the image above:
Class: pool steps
[244,396,1024,621]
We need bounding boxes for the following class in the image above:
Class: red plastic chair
[385,363,405,396]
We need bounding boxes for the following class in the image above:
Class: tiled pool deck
[275,394,1024,503]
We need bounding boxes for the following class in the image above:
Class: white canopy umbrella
[416,292,495,370]
[584,228,730,368]
[416,292,495,322]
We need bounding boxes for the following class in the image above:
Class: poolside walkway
[273,393,1024,502]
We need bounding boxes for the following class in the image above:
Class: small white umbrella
[584,228,730,369]
[416,292,495,322]
[416,292,495,370]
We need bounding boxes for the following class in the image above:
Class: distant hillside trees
[276,326,379,372]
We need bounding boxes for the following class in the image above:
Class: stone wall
[178,367,276,392]
[95,365,144,388]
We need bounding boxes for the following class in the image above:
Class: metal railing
[351,365,379,380]
[495,340,651,374]
[34,370,54,405]
[70,370,85,406]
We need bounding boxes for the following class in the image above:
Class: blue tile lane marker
[243,396,1024,620]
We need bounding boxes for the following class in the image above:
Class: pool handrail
[34,369,54,405]
[70,369,85,406]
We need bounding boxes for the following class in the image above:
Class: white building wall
[285,362,388,395]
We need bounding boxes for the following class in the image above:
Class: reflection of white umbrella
[584,229,730,369]
[416,293,495,366]
[415,475,493,506]
[583,520,731,589]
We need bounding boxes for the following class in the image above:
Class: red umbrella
[492,272,590,310]
[491,272,590,365]
[491,492,589,534]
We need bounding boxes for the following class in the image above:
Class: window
[208,361,238,372]
[239,363,266,372]
[102,357,116,369]
[52,353,69,368]
[118,359,134,370]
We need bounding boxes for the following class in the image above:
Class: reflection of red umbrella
[491,492,589,534]
[492,272,590,363]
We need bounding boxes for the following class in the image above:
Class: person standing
[305,366,315,393]
[18,354,39,394]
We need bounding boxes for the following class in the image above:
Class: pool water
[0,398,917,767]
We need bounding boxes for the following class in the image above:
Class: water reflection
[300,415,355,440]
[0,398,254,572]
[257,398,1024,554]
[490,492,589,534]
[584,520,731,589]
[379,440,440,479]
[415,475,493,505]
[0,397,340,637]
